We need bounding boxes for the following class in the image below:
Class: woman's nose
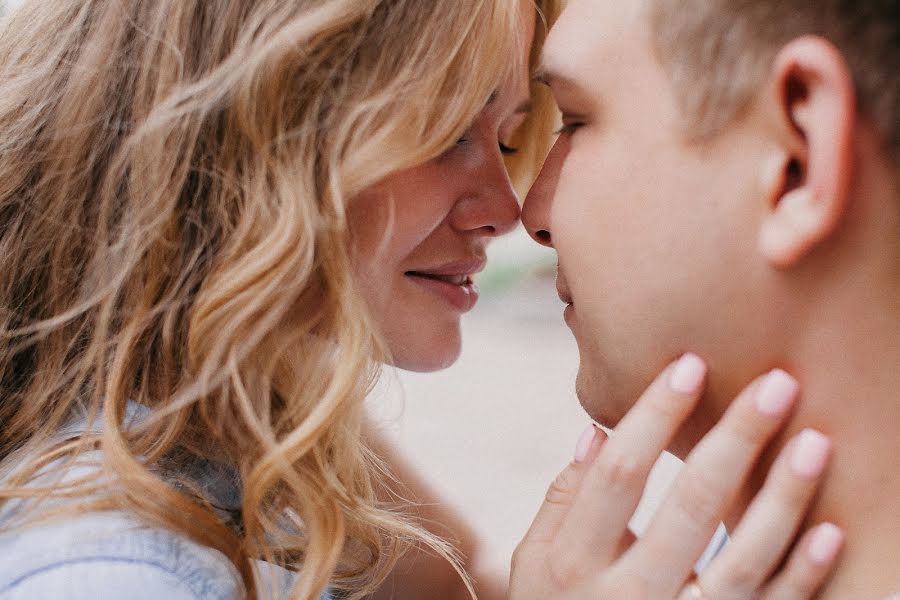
[449,154,521,237]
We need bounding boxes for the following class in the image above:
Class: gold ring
[683,579,708,600]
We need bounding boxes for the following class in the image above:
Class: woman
[0,1,837,599]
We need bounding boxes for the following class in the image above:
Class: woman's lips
[405,272,479,312]
[405,256,486,313]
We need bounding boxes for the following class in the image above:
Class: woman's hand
[510,354,843,599]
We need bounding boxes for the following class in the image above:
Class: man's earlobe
[756,36,856,269]
[760,187,824,267]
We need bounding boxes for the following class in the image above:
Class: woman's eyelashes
[499,142,519,156]
[450,133,518,156]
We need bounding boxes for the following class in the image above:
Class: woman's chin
[388,336,462,373]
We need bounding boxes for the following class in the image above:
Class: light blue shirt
[0,508,246,599]
[0,414,331,600]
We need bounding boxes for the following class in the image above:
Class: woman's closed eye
[499,141,519,156]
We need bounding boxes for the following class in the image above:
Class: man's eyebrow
[533,64,579,90]
[533,65,552,86]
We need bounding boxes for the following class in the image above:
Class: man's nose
[522,138,566,247]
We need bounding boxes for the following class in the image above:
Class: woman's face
[349,7,536,372]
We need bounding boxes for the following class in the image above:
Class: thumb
[518,424,607,548]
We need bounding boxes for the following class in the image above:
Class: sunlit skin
[522,0,780,455]
[348,6,535,372]
[522,0,900,597]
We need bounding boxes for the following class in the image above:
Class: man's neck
[736,313,900,599]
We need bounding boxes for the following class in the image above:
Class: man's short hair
[647,0,899,174]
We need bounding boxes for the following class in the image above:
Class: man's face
[522,0,781,450]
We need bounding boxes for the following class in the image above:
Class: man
[520,0,899,598]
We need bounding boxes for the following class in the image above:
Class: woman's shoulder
[0,506,243,600]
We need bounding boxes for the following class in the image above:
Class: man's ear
[757,36,856,268]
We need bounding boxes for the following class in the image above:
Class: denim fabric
[0,509,244,599]
[0,418,330,600]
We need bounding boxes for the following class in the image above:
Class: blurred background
[368,228,685,572]
[0,0,686,576]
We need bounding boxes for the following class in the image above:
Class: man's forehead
[538,0,646,89]
[534,63,583,99]
[536,37,585,92]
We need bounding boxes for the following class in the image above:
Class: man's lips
[556,269,573,305]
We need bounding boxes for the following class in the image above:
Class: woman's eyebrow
[487,91,533,114]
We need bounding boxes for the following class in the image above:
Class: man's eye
[554,122,583,136]
[499,142,519,156]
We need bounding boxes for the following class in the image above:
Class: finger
[700,429,832,598]
[625,369,799,597]
[762,522,844,599]
[553,354,706,568]
[517,424,607,548]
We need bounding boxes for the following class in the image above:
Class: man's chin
[577,362,713,453]
[575,365,627,429]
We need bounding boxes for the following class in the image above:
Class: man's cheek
[553,198,595,246]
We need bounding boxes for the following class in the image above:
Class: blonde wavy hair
[0,1,560,599]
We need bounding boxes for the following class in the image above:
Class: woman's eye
[499,142,519,156]
[437,134,470,161]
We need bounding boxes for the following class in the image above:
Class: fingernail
[791,429,831,479]
[807,522,843,565]
[755,369,798,416]
[669,353,707,395]
[574,424,597,464]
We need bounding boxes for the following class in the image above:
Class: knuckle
[715,559,762,595]
[673,464,728,524]
[611,569,653,600]
[766,467,814,509]
[594,450,643,493]
[766,571,818,600]
[777,550,828,596]
[544,465,580,506]
[546,550,587,591]
[754,465,817,522]
[511,542,546,576]
[510,543,528,573]
[725,390,783,447]
[718,409,769,452]
[646,385,691,420]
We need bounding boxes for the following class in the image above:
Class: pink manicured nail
[791,429,831,479]
[807,522,844,565]
[755,369,799,416]
[669,353,707,395]
[574,424,597,464]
